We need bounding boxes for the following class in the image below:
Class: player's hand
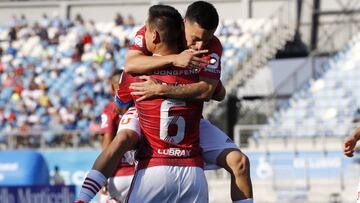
[344,128,360,157]
[130,76,163,102]
[173,49,209,69]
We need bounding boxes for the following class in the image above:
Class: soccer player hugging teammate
[98,72,135,203]
[76,1,253,203]
[126,5,208,202]
[126,2,253,203]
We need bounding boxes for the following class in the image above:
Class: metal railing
[0,129,101,149]
[233,124,356,153]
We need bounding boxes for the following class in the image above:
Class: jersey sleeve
[199,37,223,80]
[115,72,134,108]
[100,110,114,134]
[128,25,151,56]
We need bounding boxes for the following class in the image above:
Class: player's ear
[152,30,160,44]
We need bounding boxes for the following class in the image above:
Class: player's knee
[229,153,250,177]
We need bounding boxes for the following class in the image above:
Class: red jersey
[129,25,223,80]
[101,102,134,176]
[115,72,134,108]
[117,70,204,169]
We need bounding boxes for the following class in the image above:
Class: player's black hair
[185,1,219,30]
[148,4,184,47]
[112,69,123,77]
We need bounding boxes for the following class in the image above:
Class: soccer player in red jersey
[98,72,135,203]
[76,2,253,203]
[126,5,208,202]
[125,2,253,203]
[76,5,209,203]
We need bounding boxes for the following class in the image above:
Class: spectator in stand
[0,107,5,129]
[52,165,65,185]
[19,14,28,28]
[73,42,85,62]
[125,14,135,26]
[8,27,17,42]
[89,116,100,135]
[82,32,92,45]
[6,43,17,57]
[115,13,124,26]
[75,14,85,26]
[38,27,49,42]
[8,15,19,28]
[51,12,62,28]
[40,13,51,28]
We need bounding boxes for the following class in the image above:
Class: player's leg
[76,108,140,203]
[107,175,134,202]
[216,149,253,202]
[199,119,253,202]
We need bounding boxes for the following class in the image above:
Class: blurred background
[0,0,360,202]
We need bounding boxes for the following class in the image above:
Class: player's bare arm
[344,128,360,157]
[101,133,114,152]
[99,132,113,195]
[130,75,223,102]
[93,128,139,178]
[211,80,226,101]
[124,49,209,74]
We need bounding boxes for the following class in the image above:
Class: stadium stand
[0,14,279,149]
[204,9,294,116]
[257,34,360,140]
[0,14,140,148]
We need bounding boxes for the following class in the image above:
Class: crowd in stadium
[0,13,137,148]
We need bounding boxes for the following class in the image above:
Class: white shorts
[199,119,239,170]
[99,176,133,203]
[108,176,133,202]
[127,166,208,203]
[117,109,239,170]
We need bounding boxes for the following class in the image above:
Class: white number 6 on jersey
[160,99,186,144]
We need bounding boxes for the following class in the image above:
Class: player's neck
[153,44,179,55]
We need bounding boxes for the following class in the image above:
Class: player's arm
[102,132,113,149]
[211,80,226,101]
[124,49,209,74]
[130,75,224,102]
[344,128,360,157]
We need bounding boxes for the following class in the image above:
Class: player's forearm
[93,129,138,178]
[353,128,360,141]
[158,81,213,101]
[124,54,176,74]
[212,83,226,101]
[101,133,113,149]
